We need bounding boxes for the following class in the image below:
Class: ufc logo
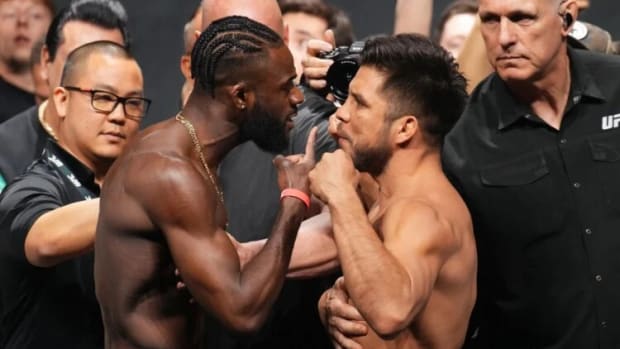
[602,114,620,130]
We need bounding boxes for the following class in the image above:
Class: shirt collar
[43,139,100,196]
[492,47,606,130]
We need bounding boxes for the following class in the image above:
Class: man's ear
[560,0,579,35]
[180,54,192,80]
[52,86,70,120]
[228,82,255,111]
[393,115,418,146]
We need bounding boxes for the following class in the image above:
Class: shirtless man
[94,16,313,348]
[309,34,477,349]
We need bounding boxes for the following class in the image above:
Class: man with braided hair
[94,16,312,349]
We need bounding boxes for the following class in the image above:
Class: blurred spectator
[279,0,348,82]
[179,4,202,106]
[330,6,354,46]
[0,40,145,349]
[434,0,478,59]
[0,0,53,123]
[456,19,494,94]
[0,0,129,192]
[30,38,47,105]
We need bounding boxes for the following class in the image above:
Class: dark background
[51,0,620,126]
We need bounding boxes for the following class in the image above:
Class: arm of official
[25,199,99,267]
[238,210,339,278]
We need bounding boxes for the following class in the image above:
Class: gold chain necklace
[38,101,58,142]
[175,112,225,207]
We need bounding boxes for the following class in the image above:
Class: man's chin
[253,134,289,153]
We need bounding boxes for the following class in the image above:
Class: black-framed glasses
[63,86,152,120]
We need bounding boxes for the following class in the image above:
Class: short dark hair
[361,34,468,147]
[60,40,134,86]
[278,0,354,46]
[433,0,478,43]
[45,0,130,62]
[191,15,284,94]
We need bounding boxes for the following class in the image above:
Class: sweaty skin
[94,44,313,349]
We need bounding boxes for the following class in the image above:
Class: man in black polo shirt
[443,0,620,348]
[0,41,147,349]
[0,0,129,192]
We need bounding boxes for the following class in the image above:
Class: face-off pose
[95,16,315,349]
[311,34,477,349]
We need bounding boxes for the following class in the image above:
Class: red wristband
[280,188,310,209]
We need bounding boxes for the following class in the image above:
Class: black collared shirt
[0,140,102,349]
[443,48,620,349]
[0,77,35,124]
[0,105,50,192]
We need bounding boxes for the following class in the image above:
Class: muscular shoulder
[117,150,219,218]
[382,199,462,257]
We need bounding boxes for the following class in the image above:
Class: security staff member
[0,41,147,349]
[443,0,620,348]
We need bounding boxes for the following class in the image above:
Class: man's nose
[498,18,517,49]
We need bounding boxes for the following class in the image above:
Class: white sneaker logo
[602,114,620,130]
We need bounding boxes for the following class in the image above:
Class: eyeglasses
[63,86,151,120]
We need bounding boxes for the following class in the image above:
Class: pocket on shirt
[480,151,549,187]
[589,131,620,210]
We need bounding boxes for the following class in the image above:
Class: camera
[318,41,365,105]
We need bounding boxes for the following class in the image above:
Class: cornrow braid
[191,15,283,93]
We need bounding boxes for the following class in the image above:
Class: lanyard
[43,149,96,201]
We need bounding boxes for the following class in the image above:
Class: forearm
[328,191,415,335]
[394,0,433,36]
[238,211,339,278]
[287,210,339,278]
[234,198,307,323]
[25,199,99,267]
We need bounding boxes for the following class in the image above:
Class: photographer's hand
[302,29,336,91]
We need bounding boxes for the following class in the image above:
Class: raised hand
[309,149,359,205]
[274,127,318,194]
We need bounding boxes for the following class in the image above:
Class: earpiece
[563,13,574,28]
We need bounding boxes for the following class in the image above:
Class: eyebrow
[351,91,369,106]
[92,84,143,97]
[293,29,315,39]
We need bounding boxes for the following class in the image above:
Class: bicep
[132,161,241,302]
[382,204,455,297]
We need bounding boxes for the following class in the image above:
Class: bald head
[201,0,284,36]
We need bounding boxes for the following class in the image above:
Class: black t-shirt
[0,140,102,349]
[209,87,338,349]
[443,49,620,349]
[0,105,49,192]
[0,77,35,124]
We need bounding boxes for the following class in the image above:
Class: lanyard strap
[43,149,96,201]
